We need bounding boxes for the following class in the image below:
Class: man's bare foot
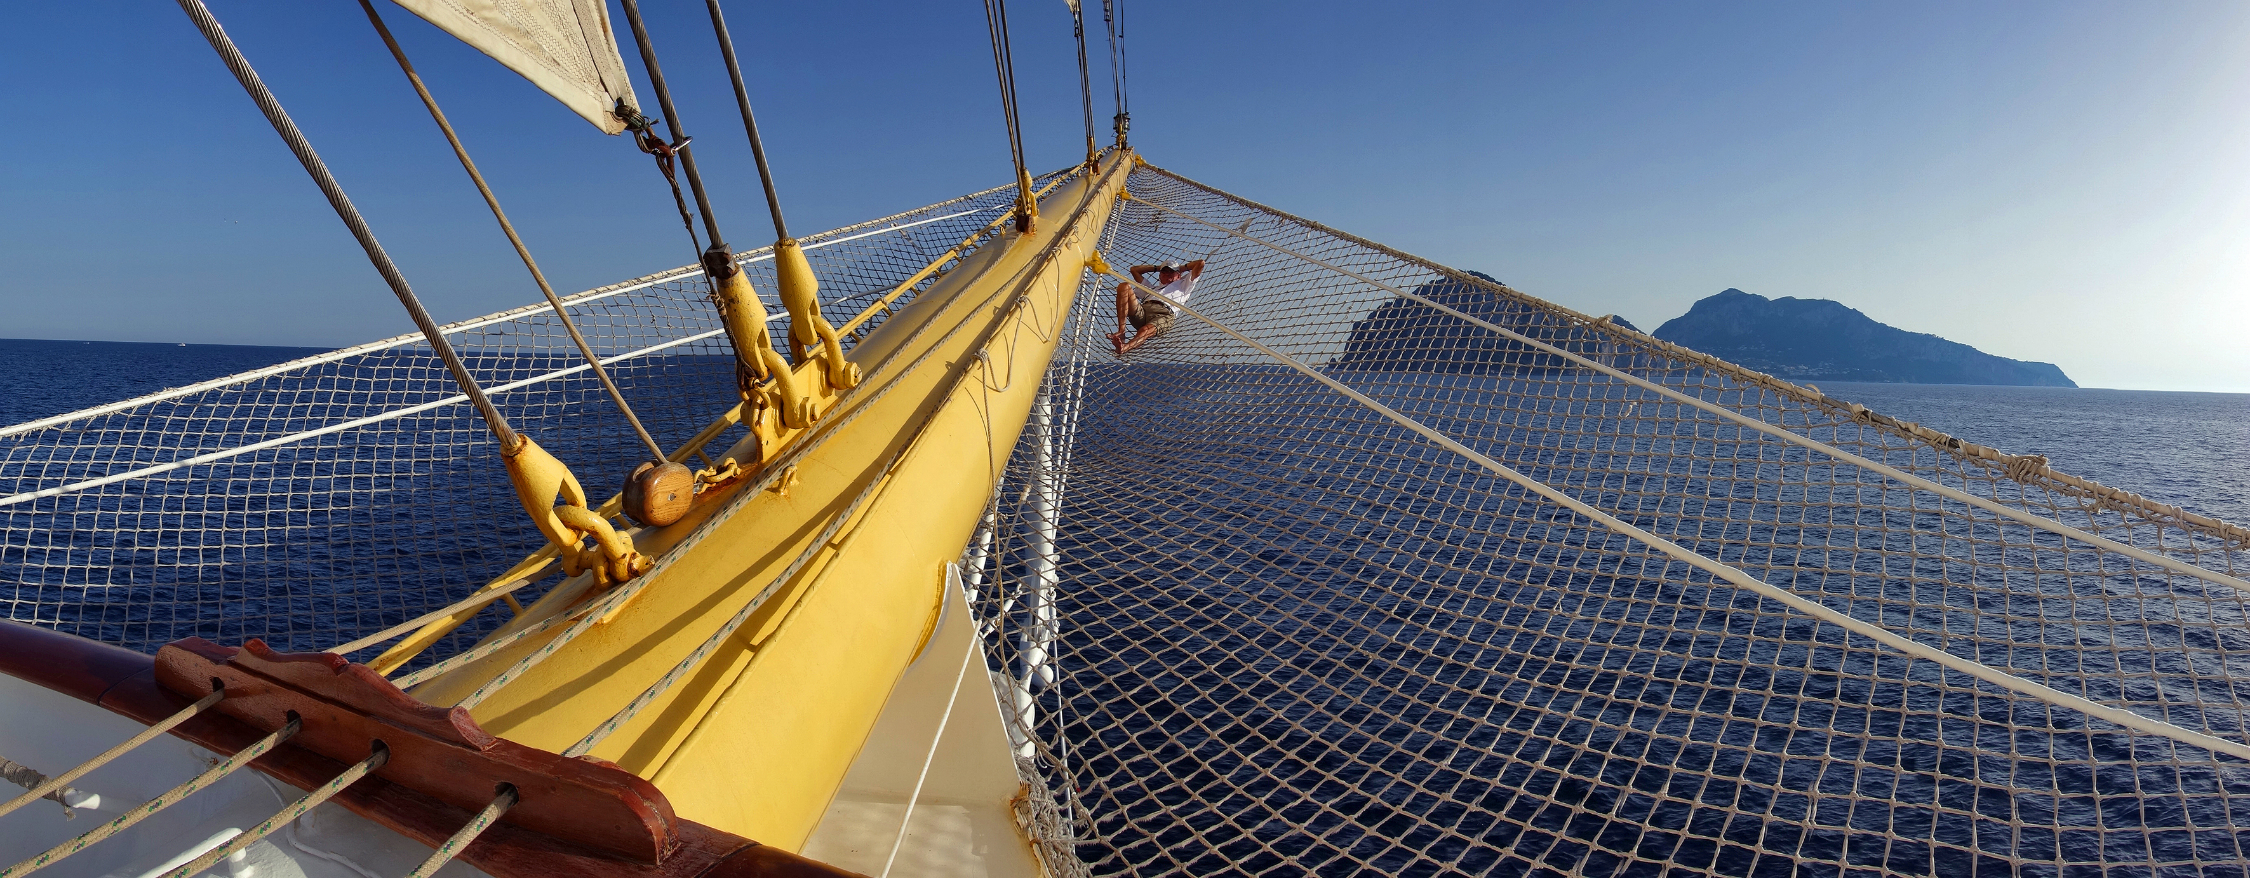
[1108,331,1128,357]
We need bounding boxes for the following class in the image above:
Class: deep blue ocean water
[9,340,2238,528]
[11,340,2250,875]
[0,338,333,429]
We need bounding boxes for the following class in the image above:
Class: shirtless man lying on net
[1109,259,1205,356]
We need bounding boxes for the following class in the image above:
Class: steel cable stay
[383,159,1104,699]
[984,0,1038,231]
[1101,0,1127,143]
[559,157,1133,755]
[355,0,667,464]
[1068,0,1099,168]
[1098,266,2250,763]
[436,156,1124,717]
[174,0,519,454]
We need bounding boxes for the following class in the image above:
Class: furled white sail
[390,0,639,134]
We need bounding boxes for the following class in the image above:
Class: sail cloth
[389,0,639,134]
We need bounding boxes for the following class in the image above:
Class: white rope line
[0,206,1001,440]
[152,745,389,878]
[1132,198,2250,597]
[878,629,979,878]
[1,717,301,878]
[559,161,1127,753]
[328,565,553,656]
[0,328,728,508]
[0,688,226,820]
[402,786,516,878]
[1108,269,2250,762]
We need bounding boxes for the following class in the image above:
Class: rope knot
[2005,454,2050,482]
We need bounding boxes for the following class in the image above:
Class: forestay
[0,180,1032,671]
[968,163,2250,875]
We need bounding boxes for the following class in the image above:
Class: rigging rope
[1101,0,1127,144]
[1068,0,1098,168]
[402,786,516,878]
[623,109,705,256]
[0,688,225,821]
[153,744,389,878]
[705,0,792,241]
[356,0,667,464]
[617,0,730,258]
[983,0,1037,230]
[562,157,1128,755]
[174,0,521,453]
[2,717,301,878]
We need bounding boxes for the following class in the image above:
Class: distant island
[1652,289,2075,387]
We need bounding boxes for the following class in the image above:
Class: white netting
[9,159,2250,877]
[966,164,2250,876]
[0,177,1049,669]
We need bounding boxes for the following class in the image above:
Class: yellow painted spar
[411,150,1133,849]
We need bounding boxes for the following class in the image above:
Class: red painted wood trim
[0,622,864,878]
[156,637,677,863]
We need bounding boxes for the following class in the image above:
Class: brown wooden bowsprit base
[0,621,862,878]
[155,637,675,862]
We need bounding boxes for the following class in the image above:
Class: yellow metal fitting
[1085,251,1113,276]
[503,435,651,588]
[711,266,816,429]
[772,238,862,394]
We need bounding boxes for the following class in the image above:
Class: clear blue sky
[3,2,2245,391]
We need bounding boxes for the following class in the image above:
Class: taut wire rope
[704,0,792,241]
[1101,0,1126,143]
[1069,0,1098,167]
[618,0,730,258]
[563,156,1129,754]
[175,0,522,453]
[983,0,1037,229]
[151,744,389,878]
[356,0,667,463]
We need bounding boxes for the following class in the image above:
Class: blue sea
[0,338,333,430]
[7,339,2240,525]
[10,339,2250,875]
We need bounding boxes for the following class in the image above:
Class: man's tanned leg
[1109,282,1136,355]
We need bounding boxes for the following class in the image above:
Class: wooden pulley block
[622,460,696,527]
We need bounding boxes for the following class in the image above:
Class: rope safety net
[2,159,2248,876]
[0,175,1063,671]
[966,163,2250,876]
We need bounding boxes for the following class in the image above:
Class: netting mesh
[9,159,2250,876]
[966,164,2250,876]
[0,178,1040,666]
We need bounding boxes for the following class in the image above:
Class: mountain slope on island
[1652,289,2075,387]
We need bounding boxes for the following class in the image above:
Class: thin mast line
[358,0,666,462]
[0,205,995,439]
[704,0,790,240]
[1129,193,2250,596]
[0,329,727,509]
[1106,269,2250,762]
[175,0,520,451]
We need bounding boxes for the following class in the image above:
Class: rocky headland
[1652,289,2074,387]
